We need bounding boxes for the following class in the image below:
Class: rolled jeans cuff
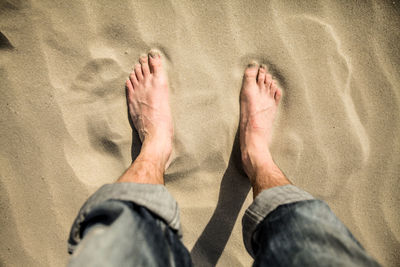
[68,183,181,254]
[242,185,314,257]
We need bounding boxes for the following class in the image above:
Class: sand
[1,0,399,266]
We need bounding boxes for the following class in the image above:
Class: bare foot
[240,62,290,198]
[118,50,173,185]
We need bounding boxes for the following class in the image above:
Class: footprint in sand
[72,58,123,96]
[63,58,132,186]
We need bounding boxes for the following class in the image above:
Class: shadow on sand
[125,87,251,265]
[190,129,251,266]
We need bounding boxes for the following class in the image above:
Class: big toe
[149,49,163,75]
[243,61,259,81]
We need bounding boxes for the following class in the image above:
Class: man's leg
[68,51,192,267]
[239,63,379,266]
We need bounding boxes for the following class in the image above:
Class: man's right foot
[239,62,290,198]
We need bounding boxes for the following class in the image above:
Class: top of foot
[239,62,282,181]
[125,50,173,169]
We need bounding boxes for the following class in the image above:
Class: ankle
[116,140,171,184]
[141,136,172,167]
[250,161,291,198]
[241,146,273,178]
[117,156,165,184]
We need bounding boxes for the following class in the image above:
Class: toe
[271,80,278,97]
[139,54,150,77]
[244,61,259,81]
[257,65,267,86]
[129,70,138,86]
[265,74,273,91]
[134,63,143,81]
[275,87,282,103]
[126,79,134,101]
[148,49,163,75]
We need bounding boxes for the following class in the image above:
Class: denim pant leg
[242,185,380,267]
[68,183,192,267]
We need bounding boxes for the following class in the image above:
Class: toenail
[260,64,267,70]
[247,60,258,68]
[149,49,161,58]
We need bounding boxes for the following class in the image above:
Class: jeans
[68,183,379,266]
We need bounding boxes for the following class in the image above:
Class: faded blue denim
[68,183,379,266]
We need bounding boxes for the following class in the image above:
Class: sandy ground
[1,0,399,266]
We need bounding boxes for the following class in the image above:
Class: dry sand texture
[1,0,400,266]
